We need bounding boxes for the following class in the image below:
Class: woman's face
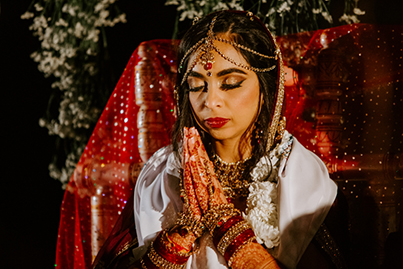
[187,39,260,146]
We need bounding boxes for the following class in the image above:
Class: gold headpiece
[176,12,285,150]
[178,15,279,85]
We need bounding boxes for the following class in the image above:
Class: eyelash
[188,80,245,92]
[221,80,244,90]
[188,81,207,92]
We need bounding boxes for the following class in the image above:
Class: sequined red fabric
[56,24,403,268]
[55,40,177,268]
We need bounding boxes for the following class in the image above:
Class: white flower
[86,28,100,42]
[267,7,276,16]
[339,14,360,24]
[21,11,34,19]
[39,118,46,127]
[95,3,105,13]
[321,11,333,23]
[312,8,321,14]
[244,181,280,248]
[34,3,43,12]
[165,0,180,5]
[212,2,229,11]
[62,4,78,16]
[180,10,198,21]
[30,51,41,62]
[245,131,293,248]
[353,8,366,15]
[74,22,85,38]
[228,0,243,10]
[25,0,130,185]
[30,15,48,31]
[118,13,127,24]
[278,1,291,14]
[100,10,110,20]
[55,18,69,27]
[250,156,272,182]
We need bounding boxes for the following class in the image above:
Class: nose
[204,83,223,109]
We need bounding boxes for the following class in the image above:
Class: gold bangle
[216,220,251,255]
[148,241,186,269]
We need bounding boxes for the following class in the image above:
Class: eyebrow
[217,68,247,77]
[188,68,247,79]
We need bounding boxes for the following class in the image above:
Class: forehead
[187,39,251,73]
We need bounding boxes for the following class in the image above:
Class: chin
[208,129,236,142]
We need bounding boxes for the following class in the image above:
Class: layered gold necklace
[212,154,252,200]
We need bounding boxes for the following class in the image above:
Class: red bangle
[213,215,244,246]
[141,253,159,269]
[224,228,256,261]
[153,232,190,264]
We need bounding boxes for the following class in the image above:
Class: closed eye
[221,79,245,90]
[188,81,208,92]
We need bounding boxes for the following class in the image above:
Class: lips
[204,117,230,128]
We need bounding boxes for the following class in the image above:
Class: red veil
[55,40,178,268]
[56,24,403,268]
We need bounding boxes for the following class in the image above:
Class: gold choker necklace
[212,154,252,199]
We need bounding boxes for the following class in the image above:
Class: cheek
[188,94,203,117]
[235,84,260,112]
[188,94,197,110]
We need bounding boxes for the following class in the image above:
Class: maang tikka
[178,14,279,86]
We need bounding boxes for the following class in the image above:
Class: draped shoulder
[276,137,338,268]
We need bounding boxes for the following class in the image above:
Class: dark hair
[171,10,278,176]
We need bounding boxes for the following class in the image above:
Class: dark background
[0,0,402,268]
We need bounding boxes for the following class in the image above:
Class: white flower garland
[243,130,293,249]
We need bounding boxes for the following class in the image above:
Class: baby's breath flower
[21,11,34,19]
[353,8,365,15]
[22,0,126,187]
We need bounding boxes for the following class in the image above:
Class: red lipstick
[205,117,230,128]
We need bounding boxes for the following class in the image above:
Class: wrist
[166,227,197,253]
[210,214,257,267]
[140,230,195,269]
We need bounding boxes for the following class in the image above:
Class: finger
[182,130,202,219]
[187,129,211,210]
[190,155,209,212]
[183,161,202,219]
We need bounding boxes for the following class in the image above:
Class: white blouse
[133,135,337,269]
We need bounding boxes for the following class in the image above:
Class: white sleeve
[133,147,181,247]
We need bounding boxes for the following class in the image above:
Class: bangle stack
[140,231,193,269]
[212,215,257,267]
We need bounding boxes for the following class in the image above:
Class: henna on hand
[231,242,280,269]
[165,226,197,253]
[183,127,227,214]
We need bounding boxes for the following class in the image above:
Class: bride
[93,10,347,269]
